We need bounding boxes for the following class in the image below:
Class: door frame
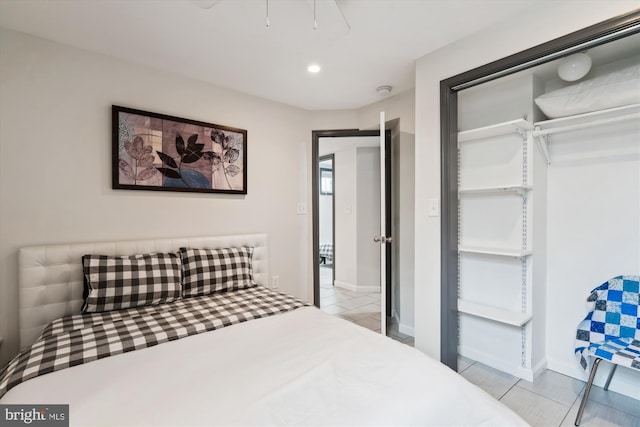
[439,10,640,370]
[312,129,392,315]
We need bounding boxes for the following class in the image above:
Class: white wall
[413,0,639,361]
[458,74,544,130]
[545,120,639,398]
[319,194,333,245]
[333,148,358,287]
[356,147,381,289]
[0,28,311,366]
[310,110,359,131]
[331,146,381,291]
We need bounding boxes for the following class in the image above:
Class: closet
[455,32,640,394]
[457,74,547,380]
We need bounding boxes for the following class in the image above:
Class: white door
[376,112,389,335]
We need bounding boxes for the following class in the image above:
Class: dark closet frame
[439,9,640,370]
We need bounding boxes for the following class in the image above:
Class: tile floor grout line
[498,380,520,402]
[513,381,579,409]
[498,381,574,426]
[576,384,640,419]
[558,394,582,427]
[457,360,475,374]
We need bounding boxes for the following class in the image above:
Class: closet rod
[533,112,640,137]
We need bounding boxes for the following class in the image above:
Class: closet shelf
[458,185,532,195]
[458,299,532,326]
[459,246,532,258]
[533,103,640,164]
[458,118,533,143]
[534,103,640,133]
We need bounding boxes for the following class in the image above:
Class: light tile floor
[319,265,638,426]
[458,356,640,427]
[319,265,414,347]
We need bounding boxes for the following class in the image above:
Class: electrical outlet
[271,275,279,289]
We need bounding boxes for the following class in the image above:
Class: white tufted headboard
[18,234,269,349]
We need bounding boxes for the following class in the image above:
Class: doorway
[312,129,392,333]
[318,154,335,299]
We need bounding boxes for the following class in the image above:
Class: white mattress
[1,307,527,426]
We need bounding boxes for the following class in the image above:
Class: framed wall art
[112,105,247,194]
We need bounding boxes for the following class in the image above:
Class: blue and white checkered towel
[574,275,640,373]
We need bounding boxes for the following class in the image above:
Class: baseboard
[516,358,547,382]
[398,322,415,337]
[357,285,381,292]
[459,346,520,378]
[532,358,548,379]
[389,309,415,337]
[334,280,356,291]
[390,310,400,329]
[334,280,380,293]
[546,358,587,381]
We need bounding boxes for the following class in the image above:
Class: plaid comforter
[319,243,333,260]
[0,285,308,399]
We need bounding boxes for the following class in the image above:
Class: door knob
[373,236,392,244]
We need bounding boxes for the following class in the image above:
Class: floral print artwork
[114,108,246,194]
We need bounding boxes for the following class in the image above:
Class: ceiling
[0,0,545,110]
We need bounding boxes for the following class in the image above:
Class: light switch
[296,203,307,215]
[427,198,440,217]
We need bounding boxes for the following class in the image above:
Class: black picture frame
[112,105,247,194]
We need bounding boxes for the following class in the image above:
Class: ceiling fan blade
[333,0,351,32]
[190,0,223,10]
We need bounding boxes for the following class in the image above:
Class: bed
[319,242,333,264]
[0,234,527,426]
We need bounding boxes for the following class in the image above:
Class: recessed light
[307,64,321,73]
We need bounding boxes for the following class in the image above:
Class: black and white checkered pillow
[179,247,256,297]
[82,253,182,313]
